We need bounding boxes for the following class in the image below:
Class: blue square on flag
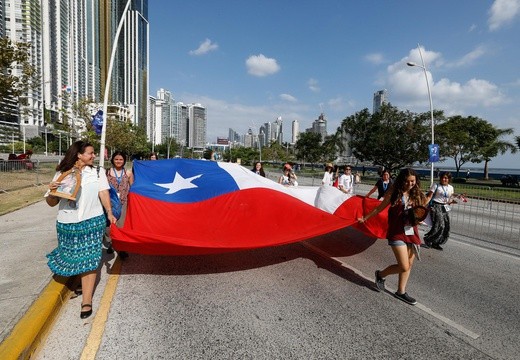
[429,144,440,163]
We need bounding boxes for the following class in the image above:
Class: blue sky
[149,0,520,169]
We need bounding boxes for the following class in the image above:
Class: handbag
[404,205,429,226]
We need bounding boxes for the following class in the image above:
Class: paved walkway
[0,201,73,359]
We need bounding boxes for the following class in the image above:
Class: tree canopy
[435,115,516,178]
[338,104,433,172]
[0,37,36,103]
[294,132,322,166]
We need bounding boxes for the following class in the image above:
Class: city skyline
[149,0,520,169]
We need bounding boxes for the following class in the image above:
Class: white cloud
[365,53,385,65]
[308,78,320,92]
[189,38,219,56]
[280,93,297,102]
[245,54,280,77]
[446,45,487,68]
[468,24,477,32]
[488,0,520,31]
[385,46,507,115]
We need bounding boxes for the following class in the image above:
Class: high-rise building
[291,119,299,144]
[0,0,5,37]
[174,101,189,146]
[187,103,206,149]
[148,95,157,144]
[5,0,43,138]
[100,0,149,129]
[373,89,387,113]
[155,88,175,144]
[307,113,327,141]
[228,128,240,144]
[274,116,283,144]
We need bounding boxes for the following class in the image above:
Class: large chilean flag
[110,159,388,255]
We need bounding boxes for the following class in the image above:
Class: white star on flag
[155,172,203,195]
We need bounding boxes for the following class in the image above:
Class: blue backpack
[96,166,122,221]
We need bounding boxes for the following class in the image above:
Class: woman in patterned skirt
[46,141,116,319]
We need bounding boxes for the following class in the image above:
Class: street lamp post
[99,0,132,167]
[407,44,435,186]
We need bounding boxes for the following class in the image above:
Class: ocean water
[414,167,520,180]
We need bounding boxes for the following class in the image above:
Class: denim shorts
[387,240,410,247]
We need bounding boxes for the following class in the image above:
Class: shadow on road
[110,226,379,290]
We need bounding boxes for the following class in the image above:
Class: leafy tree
[27,136,45,153]
[294,132,322,167]
[435,115,512,178]
[322,131,345,162]
[515,136,520,150]
[0,38,36,103]
[339,104,433,172]
[105,118,148,157]
[154,137,179,158]
[478,127,517,179]
[261,141,292,163]
[225,146,259,165]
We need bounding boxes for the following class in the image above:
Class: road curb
[0,275,73,360]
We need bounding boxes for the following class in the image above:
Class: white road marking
[302,242,480,340]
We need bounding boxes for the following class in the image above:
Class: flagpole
[99,0,132,167]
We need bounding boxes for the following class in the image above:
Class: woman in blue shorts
[358,168,428,305]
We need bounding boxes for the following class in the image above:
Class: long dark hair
[251,162,265,177]
[389,168,426,206]
[111,151,127,167]
[56,140,93,172]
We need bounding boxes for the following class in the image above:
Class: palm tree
[480,128,517,179]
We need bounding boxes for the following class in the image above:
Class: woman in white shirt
[46,141,116,319]
[424,172,456,251]
[338,165,355,194]
[322,163,334,186]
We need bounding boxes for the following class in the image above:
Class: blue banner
[91,110,104,135]
[429,144,440,163]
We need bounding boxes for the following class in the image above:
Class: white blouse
[46,166,110,223]
[430,183,454,204]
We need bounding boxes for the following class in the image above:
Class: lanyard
[440,185,449,199]
[113,168,124,185]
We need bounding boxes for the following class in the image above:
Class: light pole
[407,44,435,186]
[99,0,132,167]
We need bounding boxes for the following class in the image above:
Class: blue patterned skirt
[47,214,106,277]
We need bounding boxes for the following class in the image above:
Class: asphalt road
[36,227,519,360]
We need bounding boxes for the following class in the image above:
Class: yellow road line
[0,276,73,360]
[80,257,122,360]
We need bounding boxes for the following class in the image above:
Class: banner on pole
[428,144,440,163]
[92,110,104,135]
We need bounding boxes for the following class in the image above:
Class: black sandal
[80,303,92,319]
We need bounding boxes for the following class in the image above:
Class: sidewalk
[0,200,73,359]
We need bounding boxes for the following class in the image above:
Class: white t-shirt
[339,174,354,193]
[430,183,454,204]
[322,171,333,186]
[46,166,110,223]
